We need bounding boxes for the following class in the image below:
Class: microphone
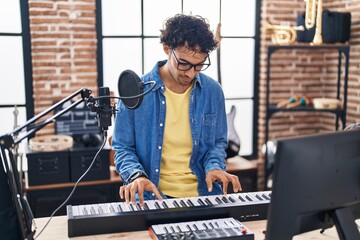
[97,86,112,131]
[118,69,155,109]
[86,70,156,132]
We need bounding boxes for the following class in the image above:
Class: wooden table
[33,215,357,240]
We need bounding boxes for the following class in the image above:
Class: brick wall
[258,0,360,189]
[29,0,97,135]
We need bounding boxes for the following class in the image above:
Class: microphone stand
[0,88,105,240]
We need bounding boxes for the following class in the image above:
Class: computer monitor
[265,129,360,240]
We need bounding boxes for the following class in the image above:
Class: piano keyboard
[149,217,254,240]
[67,191,271,237]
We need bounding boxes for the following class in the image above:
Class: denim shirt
[112,60,228,200]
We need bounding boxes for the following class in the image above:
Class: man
[112,13,241,206]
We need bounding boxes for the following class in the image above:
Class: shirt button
[159,123,163,127]
[155,169,159,172]
[152,193,155,196]
[161,86,164,90]
[158,146,162,149]
[162,101,165,104]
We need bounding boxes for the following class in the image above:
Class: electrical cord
[33,130,108,239]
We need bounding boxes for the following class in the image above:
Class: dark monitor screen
[265,129,360,240]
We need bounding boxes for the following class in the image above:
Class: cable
[33,130,108,239]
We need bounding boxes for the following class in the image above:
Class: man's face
[168,45,209,88]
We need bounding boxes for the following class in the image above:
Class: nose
[184,66,198,77]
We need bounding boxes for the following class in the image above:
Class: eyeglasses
[171,50,211,71]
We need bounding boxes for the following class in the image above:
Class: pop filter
[118,69,156,109]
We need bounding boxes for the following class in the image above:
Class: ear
[163,45,171,55]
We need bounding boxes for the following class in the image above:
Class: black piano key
[109,205,115,213]
[136,203,142,210]
[179,200,187,207]
[228,196,236,203]
[170,226,175,233]
[215,197,223,204]
[186,199,195,207]
[214,221,220,228]
[238,195,246,202]
[245,195,253,201]
[163,227,169,234]
[186,224,192,231]
[143,203,149,210]
[193,224,199,230]
[155,202,162,209]
[202,223,209,229]
[162,201,169,209]
[90,207,96,215]
[262,193,270,200]
[221,196,229,203]
[204,198,212,205]
[82,207,88,215]
[209,222,215,229]
[129,204,135,211]
[176,225,182,232]
[173,200,180,208]
[197,198,206,206]
[98,206,104,214]
[116,204,123,212]
[255,194,263,201]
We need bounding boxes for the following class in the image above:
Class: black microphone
[118,69,154,109]
[97,86,112,131]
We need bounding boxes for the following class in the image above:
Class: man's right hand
[119,177,163,206]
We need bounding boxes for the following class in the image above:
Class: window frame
[95,0,261,159]
[0,0,34,124]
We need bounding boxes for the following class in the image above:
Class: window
[0,0,33,136]
[96,0,260,158]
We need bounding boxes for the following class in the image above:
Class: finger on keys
[222,181,229,195]
[206,178,213,192]
[138,182,145,207]
[151,186,163,201]
[119,186,124,200]
[124,186,130,204]
[130,185,137,205]
[231,175,242,192]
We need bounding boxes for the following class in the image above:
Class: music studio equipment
[67,191,271,237]
[118,69,156,109]
[297,6,351,44]
[0,69,155,239]
[304,0,323,45]
[149,217,254,240]
[265,21,305,45]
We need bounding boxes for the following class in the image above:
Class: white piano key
[119,202,132,212]
[144,200,157,210]
[194,220,207,230]
[151,225,166,235]
[72,206,80,216]
[84,205,92,215]
[90,204,98,214]
[162,199,177,208]
[103,203,112,213]
[111,202,121,212]
[178,222,191,232]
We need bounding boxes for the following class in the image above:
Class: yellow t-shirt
[159,86,198,197]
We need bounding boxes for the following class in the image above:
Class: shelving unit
[264,44,350,189]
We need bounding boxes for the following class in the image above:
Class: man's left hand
[206,169,242,194]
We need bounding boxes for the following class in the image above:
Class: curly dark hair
[160,14,218,54]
